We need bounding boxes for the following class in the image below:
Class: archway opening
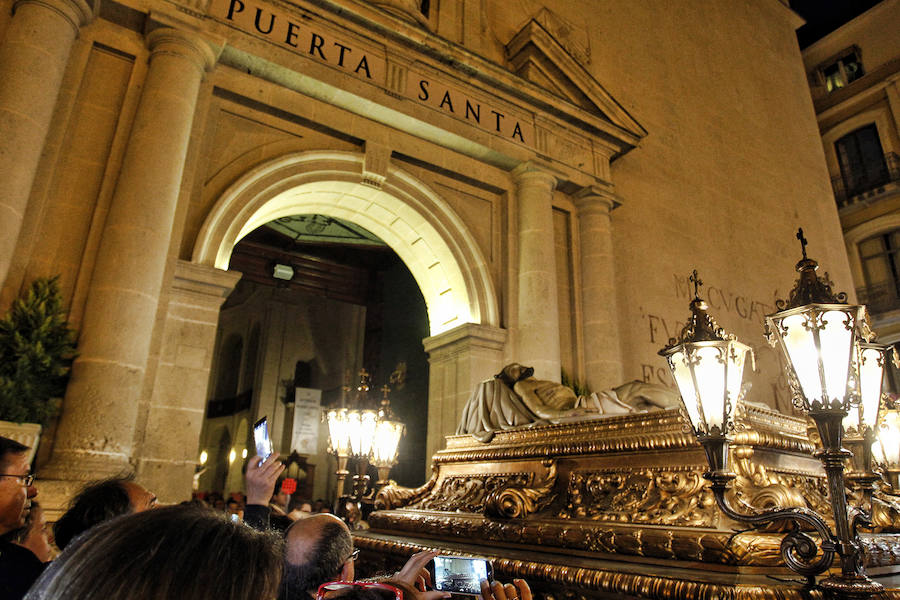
[197,213,430,504]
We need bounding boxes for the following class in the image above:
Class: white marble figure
[456,363,681,442]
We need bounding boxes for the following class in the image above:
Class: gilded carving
[485,461,557,519]
[375,469,437,510]
[870,492,900,533]
[408,472,533,512]
[363,406,900,596]
[354,536,900,599]
[731,447,832,527]
[560,467,715,527]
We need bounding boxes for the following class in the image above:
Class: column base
[37,450,133,517]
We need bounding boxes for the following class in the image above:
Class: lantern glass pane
[879,411,900,467]
[873,439,886,465]
[843,404,861,433]
[725,342,749,411]
[670,350,702,432]
[858,346,885,429]
[694,345,727,431]
[372,420,405,467]
[780,313,823,404]
[326,409,352,456]
[348,410,378,457]
[820,309,854,404]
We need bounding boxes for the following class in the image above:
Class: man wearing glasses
[0,435,43,600]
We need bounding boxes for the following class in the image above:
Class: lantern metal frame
[660,235,885,599]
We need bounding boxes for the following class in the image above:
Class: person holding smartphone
[385,551,531,600]
[243,452,286,531]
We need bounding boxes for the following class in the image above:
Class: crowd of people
[0,436,532,600]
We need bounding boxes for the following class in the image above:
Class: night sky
[790,0,885,48]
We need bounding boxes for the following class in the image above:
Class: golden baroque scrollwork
[558,466,716,527]
[870,492,900,533]
[375,469,438,510]
[408,472,533,512]
[485,461,557,519]
[729,444,832,529]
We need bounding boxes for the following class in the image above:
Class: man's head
[0,436,35,536]
[53,477,158,550]
[272,488,290,510]
[496,363,535,386]
[281,513,354,600]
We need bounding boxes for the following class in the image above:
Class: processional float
[355,231,900,600]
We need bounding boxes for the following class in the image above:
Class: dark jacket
[0,538,46,600]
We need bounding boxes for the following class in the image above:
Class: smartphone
[253,416,273,461]
[431,556,493,596]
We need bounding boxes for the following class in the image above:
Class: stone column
[40,28,218,485]
[135,261,240,503]
[423,323,507,475]
[574,184,624,390]
[513,162,561,381]
[0,0,95,288]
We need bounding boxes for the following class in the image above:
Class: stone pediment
[506,18,646,141]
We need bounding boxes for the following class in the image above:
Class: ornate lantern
[659,270,752,476]
[371,385,406,486]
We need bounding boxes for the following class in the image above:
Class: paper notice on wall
[291,388,321,455]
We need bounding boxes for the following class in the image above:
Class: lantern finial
[776,229,847,310]
[663,271,730,348]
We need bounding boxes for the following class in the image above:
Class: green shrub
[561,368,592,398]
[0,276,77,424]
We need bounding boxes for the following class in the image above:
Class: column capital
[511,161,560,191]
[423,323,508,357]
[173,260,242,307]
[13,0,97,34]
[146,26,221,76]
[573,183,622,213]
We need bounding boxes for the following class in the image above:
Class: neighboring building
[0,0,850,508]
[803,0,900,341]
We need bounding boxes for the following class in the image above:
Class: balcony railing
[857,281,900,316]
[833,152,900,208]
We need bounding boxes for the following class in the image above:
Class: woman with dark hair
[26,505,283,600]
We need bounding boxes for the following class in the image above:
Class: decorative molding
[362,142,391,189]
[505,19,646,144]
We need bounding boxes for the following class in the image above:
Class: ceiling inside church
[227,215,397,306]
[263,215,387,248]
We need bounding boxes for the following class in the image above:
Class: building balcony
[833,152,900,209]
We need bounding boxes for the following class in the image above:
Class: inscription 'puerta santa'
[210,0,533,147]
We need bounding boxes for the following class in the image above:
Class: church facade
[0,0,851,507]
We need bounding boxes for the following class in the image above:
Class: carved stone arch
[192,151,499,336]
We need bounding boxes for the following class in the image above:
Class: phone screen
[432,556,491,595]
[253,417,272,460]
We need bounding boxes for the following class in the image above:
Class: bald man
[281,513,356,600]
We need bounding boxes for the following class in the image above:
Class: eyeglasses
[0,473,34,486]
[345,548,360,562]
[316,582,402,600]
